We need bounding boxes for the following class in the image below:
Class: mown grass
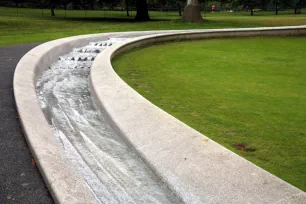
[0,7,306,46]
[113,36,306,191]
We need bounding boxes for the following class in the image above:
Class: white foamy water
[36,38,180,204]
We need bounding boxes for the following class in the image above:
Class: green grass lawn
[1,7,306,46]
[112,36,306,191]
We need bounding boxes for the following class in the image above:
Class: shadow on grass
[52,16,171,23]
[50,17,265,29]
[53,16,254,27]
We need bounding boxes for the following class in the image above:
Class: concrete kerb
[13,27,306,204]
[90,26,306,204]
[13,30,189,204]
[13,33,112,204]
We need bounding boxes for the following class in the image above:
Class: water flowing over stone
[36,38,180,204]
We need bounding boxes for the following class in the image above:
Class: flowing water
[36,38,180,204]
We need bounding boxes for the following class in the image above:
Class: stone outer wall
[13,30,178,204]
[90,27,306,204]
[14,27,306,204]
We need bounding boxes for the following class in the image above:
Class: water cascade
[36,38,180,204]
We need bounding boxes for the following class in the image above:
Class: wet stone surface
[36,38,180,204]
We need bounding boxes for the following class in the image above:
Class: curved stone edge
[90,26,306,204]
[13,32,137,204]
[13,33,112,204]
[13,30,193,204]
[12,29,194,204]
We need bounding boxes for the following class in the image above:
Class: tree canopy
[7,0,305,20]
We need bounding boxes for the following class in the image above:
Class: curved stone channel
[36,38,180,204]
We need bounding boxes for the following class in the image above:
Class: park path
[0,44,54,204]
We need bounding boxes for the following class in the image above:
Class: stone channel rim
[14,27,306,204]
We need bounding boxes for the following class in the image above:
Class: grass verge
[113,36,306,191]
[0,7,306,46]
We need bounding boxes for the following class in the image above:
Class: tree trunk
[126,0,129,16]
[275,2,278,15]
[183,0,203,22]
[51,4,55,16]
[16,3,18,16]
[84,0,86,17]
[295,0,302,14]
[177,2,181,16]
[135,0,150,21]
[251,7,253,16]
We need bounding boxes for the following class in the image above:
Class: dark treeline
[1,0,305,20]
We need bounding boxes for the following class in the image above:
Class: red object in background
[212,5,215,11]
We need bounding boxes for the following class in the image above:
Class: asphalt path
[0,44,54,204]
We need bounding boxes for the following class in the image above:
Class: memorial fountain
[36,38,180,204]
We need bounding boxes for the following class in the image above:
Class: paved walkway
[0,44,54,204]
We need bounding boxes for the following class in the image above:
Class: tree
[259,0,269,10]
[126,0,129,16]
[47,0,71,16]
[218,0,231,11]
[294,0,304,14]
[272,0,301,15]
[183,0,203,22]
[177,1,182,16]
[13,0,24,6]
[238,0,260,15]
[13,0,25,15]
[273,0,279,15]
[174,0,183,16]
[165,0,183,16]
[135,0,150,21]
[273,0,289,15]
[49,0,60,16]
